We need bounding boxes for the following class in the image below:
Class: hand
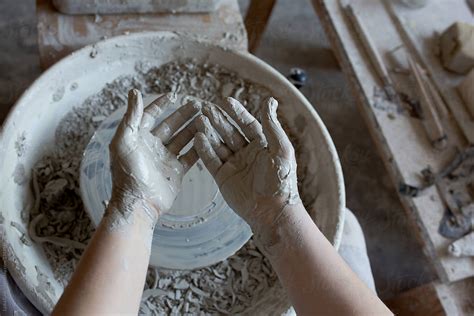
[108,89,200,223]
[193,97,301,231]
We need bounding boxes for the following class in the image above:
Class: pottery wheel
[80,95,252,269]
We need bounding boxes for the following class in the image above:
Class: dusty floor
[0,0,434,301]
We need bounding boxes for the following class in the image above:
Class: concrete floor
[0,0,434,301]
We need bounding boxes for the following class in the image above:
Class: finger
[152,101,201,143]
[118,89,144,135]
[179,148,199,173]
[194,132,222,176]
[195,115,233,161]
[140,93,177,130]
[166,118,197,155]
[261,97,293,158]
[202,102,246,152]
[222,97,264,142]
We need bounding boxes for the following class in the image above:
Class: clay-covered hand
[108,89,200,223]
[194,97,301,230]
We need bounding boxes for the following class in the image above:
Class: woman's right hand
[193,97,301,233]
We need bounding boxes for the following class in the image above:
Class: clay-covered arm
[194,97,392,315]
[52,204,156,315]
[255,201,392,315]
[52,90,199,315]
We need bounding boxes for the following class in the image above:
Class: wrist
[106,195,159,228]
[250,197,303,229]
[250,198,305,251]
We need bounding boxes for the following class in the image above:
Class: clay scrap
[440,22,474,74]
[449,231,474,257]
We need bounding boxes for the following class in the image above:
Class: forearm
[53,204,155,315]
[253,203,392,316]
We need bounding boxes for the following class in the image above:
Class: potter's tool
[422,146,474,186]
[406,55,448,150]
[424,72,449,118]
[436,181,472,239]
[343,3,401,104]
[400,146,474,197]
[418,147,474,238]
[80,95,252,270]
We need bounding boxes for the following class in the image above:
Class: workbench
[37,0,247,68]
[311,0,473,314]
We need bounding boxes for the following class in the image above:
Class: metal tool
[419,147,474,238]
[422,146,474,186]
[399,146,474,237]
[436,179,472,239]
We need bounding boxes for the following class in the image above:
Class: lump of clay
[457,67,474,118]
[439,22,474,74]
[448,231,474,257]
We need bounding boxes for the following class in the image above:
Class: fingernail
[268,97,277,107]
[268,97,279,115]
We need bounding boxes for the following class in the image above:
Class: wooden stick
[407,54,448,150]
[412,62,449,118]
[424,73,449,118]
[343,4,393,89]
[244,0,277,53]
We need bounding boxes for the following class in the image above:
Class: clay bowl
[0,32,345,313]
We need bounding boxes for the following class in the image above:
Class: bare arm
[53,90,199,315]
[52,204,155,315]
[194,97,392,315]
[255,201,390,315]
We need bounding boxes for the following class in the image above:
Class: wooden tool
[407,54,448,150]
[343,4,399,102]
[424,73,449,118]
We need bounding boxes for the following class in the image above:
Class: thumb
[120,89,144,134]
[111,89,143,155]
[261,97,293,158]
